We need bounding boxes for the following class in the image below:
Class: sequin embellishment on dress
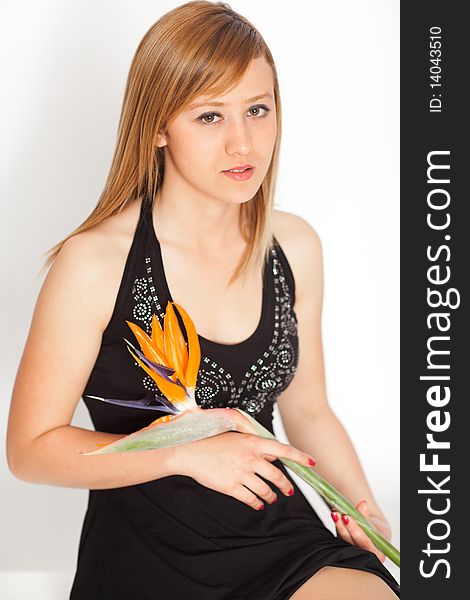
[129,247,298,416]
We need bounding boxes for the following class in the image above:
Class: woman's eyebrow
[187,92,273,111]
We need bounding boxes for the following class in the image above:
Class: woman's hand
[167,431,316,510]
[330,500,391,563]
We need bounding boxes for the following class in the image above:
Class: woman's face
[157,56,277,205]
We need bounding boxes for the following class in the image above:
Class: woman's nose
[224,119,253,156]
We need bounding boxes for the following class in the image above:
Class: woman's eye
[197,104,271,125]
[248,105,270,118]
[199,112,222,125]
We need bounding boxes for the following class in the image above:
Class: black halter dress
[69,198,400,599]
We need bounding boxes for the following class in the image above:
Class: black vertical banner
[401,2,468,597]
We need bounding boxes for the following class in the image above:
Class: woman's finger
[261,453,278,462]
[331,511,354,545]
[342,514,386,562]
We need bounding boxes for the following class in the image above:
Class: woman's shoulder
[272,208,321,245]
[65,200,141,252]
[52,201,142,332]
[272,208,323,302]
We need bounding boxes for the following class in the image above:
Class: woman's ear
[156,132,168,147]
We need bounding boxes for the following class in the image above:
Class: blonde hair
[40,0,282,285]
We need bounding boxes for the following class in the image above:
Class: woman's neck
[152,186,245,253]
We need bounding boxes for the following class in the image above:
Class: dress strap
[272,235,296,306]
[101,198,151,341]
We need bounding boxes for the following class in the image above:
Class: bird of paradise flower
[82,301,400,568]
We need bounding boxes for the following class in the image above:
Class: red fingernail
[342,514,349,525]
[271,497,278,504]
[258,504,265,510]
[308,458,316,466]
[288,488,294,496]
[331,511,339,523]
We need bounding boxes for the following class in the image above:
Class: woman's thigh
[290,565,397,600]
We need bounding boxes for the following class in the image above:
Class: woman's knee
[290,565,397,600]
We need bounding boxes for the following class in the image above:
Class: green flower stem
[83,405,399,567]
[236,409,400,568]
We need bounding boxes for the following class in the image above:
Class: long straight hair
[40,0,283,286]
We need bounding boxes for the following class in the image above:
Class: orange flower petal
[151,313,165,356]
[163,302,189,386]
[172,302,201,391]
[149,414,175,426]
[126,320,167,365]
[126,346,187,403]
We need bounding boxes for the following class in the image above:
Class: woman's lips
[221,167,254,181]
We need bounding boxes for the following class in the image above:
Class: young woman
[6,1,400,598]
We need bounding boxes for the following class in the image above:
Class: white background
[0,0,400,596]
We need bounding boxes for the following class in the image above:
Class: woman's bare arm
[275,214,389,522]
[10,424,180,489]
[6,231,179,489]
